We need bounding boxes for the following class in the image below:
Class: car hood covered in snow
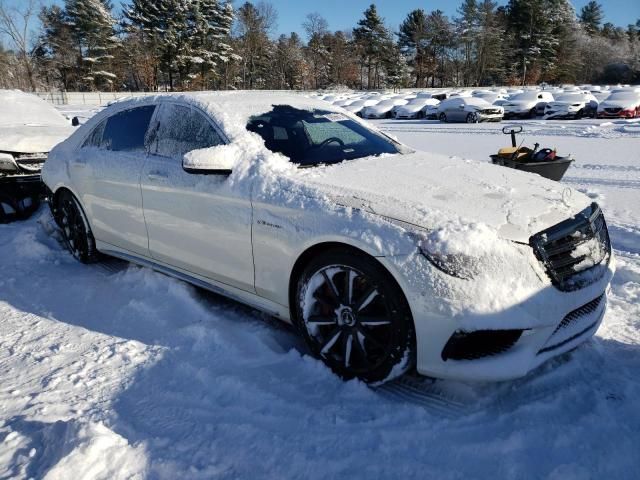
[298,152,590,243]
[0,124,74,154]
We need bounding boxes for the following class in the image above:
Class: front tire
[294,249,415,384]
[56,190,99,263]
[439,112,447,123]
[466,112,479,123]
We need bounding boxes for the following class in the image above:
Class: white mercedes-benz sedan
[42,92,614,384]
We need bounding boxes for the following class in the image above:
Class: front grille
[441,329,523,361]
[538,294,605,354]
[530,203,611,292]
[604,108,622,113]
[481,109,501,114]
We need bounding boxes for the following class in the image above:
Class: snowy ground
[1,112,639,479]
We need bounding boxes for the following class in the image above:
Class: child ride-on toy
[490,126,574,181]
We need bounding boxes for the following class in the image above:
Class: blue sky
[266,0,639,36]
[2,0,638,43]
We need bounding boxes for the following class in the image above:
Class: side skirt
[98,243,291,323]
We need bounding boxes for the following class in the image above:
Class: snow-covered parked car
[42,92,614,384]
[0,90,75,222]
[503,91,554,119]
[342,98,380,116]
[437,97,504,123]
[394,98,439,119]
[596,91,640,119]
[361,98,408,119]
[544,92,599,119]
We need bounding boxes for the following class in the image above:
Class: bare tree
[0,0,40,91]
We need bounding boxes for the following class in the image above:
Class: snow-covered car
[503,91,554,119]
[0,90,75,222]
[342,98,380,116]
[393,98,439,119]
[544,93,599,119]
[437,97,504,123]
[42,92,614,384]
[596,91,640,118]
[361,98,409,119]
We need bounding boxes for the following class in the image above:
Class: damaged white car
[42,93,614,384]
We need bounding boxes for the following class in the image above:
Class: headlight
[0,152,18,172]
[410,233,478,280]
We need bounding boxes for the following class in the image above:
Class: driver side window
[151,104,223,160]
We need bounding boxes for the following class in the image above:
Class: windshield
[247,106,401,167]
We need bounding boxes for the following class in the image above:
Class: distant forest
[0,0,638,92]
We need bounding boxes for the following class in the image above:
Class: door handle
[147,170,169,181]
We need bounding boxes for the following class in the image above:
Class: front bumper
[477,113,503,122]
[391,249,615,382]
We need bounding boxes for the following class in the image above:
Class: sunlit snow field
[1,111,639,479]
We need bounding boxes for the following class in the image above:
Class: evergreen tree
[398,9,430,87]
[353,4,390,89]
[303,13,329,89]
[38,5,77,90]
[455,0,478,86]
[579,1,604,35]
[65,0,119,90]
[235,2,273,89]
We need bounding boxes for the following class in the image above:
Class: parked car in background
[503,91,554,119]
[544,92,599,119]
[0,90,75,222]
[361,98,409,119]
[596,91,640,118]
[394,98,440,119]
[342,98,380,116]
[437,97,504,123]
[42,92,614,385]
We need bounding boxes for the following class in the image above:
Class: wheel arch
[287,241,412,326]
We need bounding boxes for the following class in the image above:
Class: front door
[140,102,255,292]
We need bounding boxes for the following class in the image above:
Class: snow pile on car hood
[0,91,74,153]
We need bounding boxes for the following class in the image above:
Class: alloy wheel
[300,265,397,375]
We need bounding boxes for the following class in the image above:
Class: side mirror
[71,116,80,127]
[182,144,237,175]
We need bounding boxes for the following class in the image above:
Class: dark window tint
[247,106,399,166]
[82,120,106,148]
[101,105,156,152]
[153,104,223,159]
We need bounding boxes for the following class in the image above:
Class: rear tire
[55,190,99,264]
[529,108,537,119]
[294,249,415,384]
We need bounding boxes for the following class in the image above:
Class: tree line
[0,0,638,92]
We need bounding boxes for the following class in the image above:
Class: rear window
[247,106,400,167]
[100,105,156,152]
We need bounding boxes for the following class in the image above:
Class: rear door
[71,105,155,256]
[140,102,255,292]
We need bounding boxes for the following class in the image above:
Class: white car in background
[0,90,75,222]
[544,92,599,119]
[394,98,440,119]
[42,92,614,385]
[437,97,504,123]
[342,98,380,115]
[360,98,408,119]
[503,91,554,118]
[597,91,640,118]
